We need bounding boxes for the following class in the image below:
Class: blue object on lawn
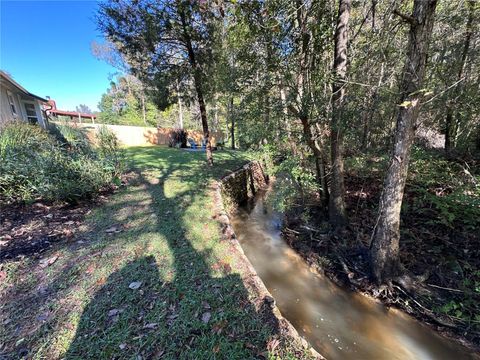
[188,138,197,149]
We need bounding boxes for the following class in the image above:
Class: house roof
[0,70,48,103]
[49,109,97,119]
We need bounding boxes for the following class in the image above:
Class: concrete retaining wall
[219,161,269,209]
[212,162,323,359]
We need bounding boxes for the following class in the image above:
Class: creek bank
[219,172,478,358]
[212,161,324,359]
[281,193,480,353]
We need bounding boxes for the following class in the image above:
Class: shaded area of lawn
[1,147,310,359]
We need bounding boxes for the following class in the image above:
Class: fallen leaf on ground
[143,323,158,329]
[108,309,123,317]
[119,343,127,350]
[63,229,74,237]
[105,226,122,234]
[267,338,280,352]
[86,264,96,274]
[211,320,227,335]
[15,338,25,347]
[129,281,142,290]
[39,255,58,268]
[202,301,211,309]
[36,312,50,322]
[202,312,211,323]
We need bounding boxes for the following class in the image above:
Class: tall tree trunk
[213,93,219,131]
[290,1,330,208]
[180,9,213,165]
[196,82,213,165]
[370,0,438,284]
[329,0,350,228]
[444,0,475,156]
[445,108,454,153]
[176,81,184,129]
[229,97,235,149]
[315,156,330,209]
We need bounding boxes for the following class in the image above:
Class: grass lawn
[1,146,309,359]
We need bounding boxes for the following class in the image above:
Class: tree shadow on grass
[64,149,284,359]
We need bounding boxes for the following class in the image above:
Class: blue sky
[1,0,117,111]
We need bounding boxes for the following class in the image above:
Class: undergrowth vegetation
[273,144,480,342]
[363,150,479,338]
[0,122,124,204]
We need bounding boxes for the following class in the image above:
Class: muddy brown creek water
[230,189,477,359]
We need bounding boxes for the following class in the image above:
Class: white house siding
[0,81,46,128]
[0,82,23,126]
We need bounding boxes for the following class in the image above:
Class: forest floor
[0,146,314,359]
[284,147,480,351]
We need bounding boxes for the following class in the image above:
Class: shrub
[168,128,187,148]
[0,121,53,154]
[96,125,119,155]
[96,125,125,178]
[0,122,123,204]
[56,124,91,153]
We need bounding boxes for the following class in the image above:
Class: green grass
[1,146,310,359]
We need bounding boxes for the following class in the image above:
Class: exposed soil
[282,174,480,353]
[0,202,93,263]
[0,173,136,263]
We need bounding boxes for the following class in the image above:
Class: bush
[56,124,91,153]
[168,128,187,148]
[96,125,125,178]
[0,122,123,204]
[0,121,53,154]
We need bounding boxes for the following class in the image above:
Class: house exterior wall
[17,94,47,128]
[0,81,23,127]
[34,100,47,128]
[0,82,46,128]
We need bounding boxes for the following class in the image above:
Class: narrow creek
[230,188,477,359]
